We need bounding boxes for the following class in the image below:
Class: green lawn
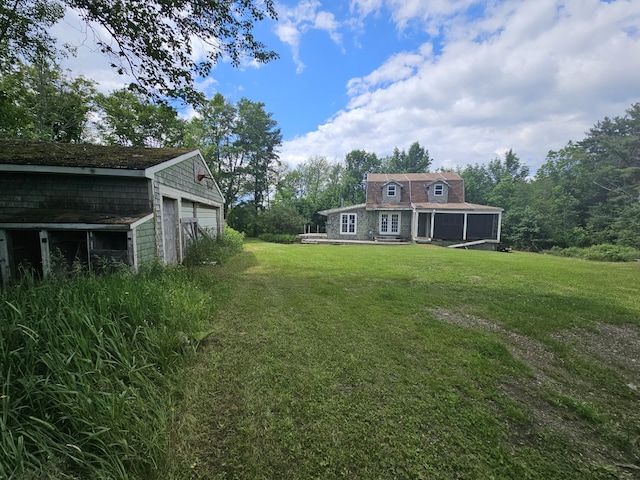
[167,241,640,479]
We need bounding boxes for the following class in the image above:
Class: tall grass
[0,265,215,479]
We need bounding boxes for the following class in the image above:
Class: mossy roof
[0,139,193,170]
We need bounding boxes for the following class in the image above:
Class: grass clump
[545,244,640,262]
[0,266,215,479]
[183,226,244,267]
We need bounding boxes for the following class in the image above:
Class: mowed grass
[168,241,640,479]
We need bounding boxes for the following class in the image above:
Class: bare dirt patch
[427,307,640,478]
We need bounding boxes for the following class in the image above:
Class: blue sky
[59,0,640,171]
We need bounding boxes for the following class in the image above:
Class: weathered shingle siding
[154,154,224,205]
[134,217,156,266]
[0,172,150,216]
[325,206,374,241]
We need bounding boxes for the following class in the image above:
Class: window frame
[387,184,396,197]
[434,183,444,196]
[340,213,357,235]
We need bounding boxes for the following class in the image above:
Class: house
[0,140,224,285]
[319,173,502,247]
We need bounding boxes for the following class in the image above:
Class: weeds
[183,226,244,267]
[0,266,215,479]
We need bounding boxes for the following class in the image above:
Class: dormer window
[387,185,396,196]
[434,184,444,196]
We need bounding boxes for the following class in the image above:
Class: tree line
[2,53,639,250]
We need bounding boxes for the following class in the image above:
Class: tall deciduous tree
[187,95,281,233]
[273,157,344,231]
[0,56,95,141]
[94,89,186,147]
[186,93,241,216]
[343,149,380,205]
[383,142,431,173]
[236,98,282,235]
[0,1,278,103]
[0,0,65,69]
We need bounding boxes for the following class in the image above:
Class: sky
[57,0,640,172]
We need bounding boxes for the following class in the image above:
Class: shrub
[544,244,640,262]
[258,233,300,244]
[183,226,245,266]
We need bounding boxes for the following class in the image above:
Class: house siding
[373,210,413,239]
[154,154,224,205]
[135,218,156,266]
[0,172,149,217]
[325,206,372,241]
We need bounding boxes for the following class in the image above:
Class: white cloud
[275,0,343,73]
[281,0,640,171]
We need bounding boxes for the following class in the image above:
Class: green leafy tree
[1,0,278,102]
[457,163,492,205]
[343,149,380,205]
[236,98,282,234]
[187,95,281,230]
[0,56,95,141]
[0,0,65,69]
[94,89,186,147]
[579,103,640,207]
[383,142,431,173]
[259,202,307,235]
[273,157,344,231]
[186,93,241,217]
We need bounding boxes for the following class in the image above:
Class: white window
[379,212,400,234]
[434,184,444,196]
[340,213,357,234]
[387,184,396,196]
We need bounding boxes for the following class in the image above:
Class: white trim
[130,213,155,229]
[415,209,501,215]
[319,203,366,216]
[144,150,199,177]
[340,213,357,235]
[39,230,51,277]
[158,184,223,209]
[463,213,468,241]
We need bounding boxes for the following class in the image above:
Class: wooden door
[163,197,178,264]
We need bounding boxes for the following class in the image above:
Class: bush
[544,244,640,262]
[258,233,300,244]
[183,226,245,266]
[0,267,214,479]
